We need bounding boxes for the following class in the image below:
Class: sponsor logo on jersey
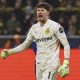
[36,37,52,42]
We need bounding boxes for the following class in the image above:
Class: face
[36,8,49,22]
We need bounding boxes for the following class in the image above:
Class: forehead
[37,8,47,11]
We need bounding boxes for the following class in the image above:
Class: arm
[55,24,70,78]
[1,26,34,58]
[12,37,33,53]
[55,25,70,60]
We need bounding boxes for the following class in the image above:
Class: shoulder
[49,19,62,30]
[29,22,39,33]
[31,22,39,29]
[49,19,60,26]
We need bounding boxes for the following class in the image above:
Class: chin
[38,19,45,22]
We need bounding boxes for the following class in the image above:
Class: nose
[38,11,42,14]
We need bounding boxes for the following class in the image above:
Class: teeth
[39,15,42,17]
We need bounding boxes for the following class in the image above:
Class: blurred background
[0,0,80,80]
[0,0,80,48]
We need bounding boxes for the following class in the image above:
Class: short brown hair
[36,2,51,12]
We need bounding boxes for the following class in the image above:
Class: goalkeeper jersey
[26,19,70,69]
[13,19,70,69]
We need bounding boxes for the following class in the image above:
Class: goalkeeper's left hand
[58,60,69,78]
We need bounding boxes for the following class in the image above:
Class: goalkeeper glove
[0,49,13,59]
[58,60,69,78]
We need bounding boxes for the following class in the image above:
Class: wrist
[63,60,69,65]
[8,49,14,55]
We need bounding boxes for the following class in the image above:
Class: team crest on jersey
[45,28,50,34]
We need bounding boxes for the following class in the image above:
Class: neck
[40,18,48,27]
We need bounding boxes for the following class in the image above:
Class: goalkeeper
[0,2,70,80]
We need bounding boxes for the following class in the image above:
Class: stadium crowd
[0,0,80,48]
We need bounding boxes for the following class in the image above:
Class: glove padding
[58,60,69,78]
[0,49,9,59]
[0,49,13,59]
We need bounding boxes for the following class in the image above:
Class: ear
[47,11,50,16]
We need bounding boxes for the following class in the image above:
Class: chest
[33,26,54,39]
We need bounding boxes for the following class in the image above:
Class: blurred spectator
[67,14,78,35]
[3,29,9,35]
[4,39,11,49]
[24,0,34,20]
[75,0,80,8]
[15,26,22,35]
[58,16,68,33]
[11,34,22,48]
[24,15,37,34]
[16,0,22,3]
[23,0,36,33]
[0,17,9,35]
[45,0,60,7]
[60,0,68,7]
[0,18,4,30]
[0,0,6,10]
[14,0,24,22]
[29,15,37,25]
[77,26,80,35]
[59,0,72,11]
[6,0,15,7]
[6,13,21,34]
[4,34,23,48]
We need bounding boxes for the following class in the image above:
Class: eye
[37,10,40,11]
[41,10,44,11]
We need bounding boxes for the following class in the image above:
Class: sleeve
[55,24,70,59]
[12,26,34,53]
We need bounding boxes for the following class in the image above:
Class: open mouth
[38,15,43,17]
